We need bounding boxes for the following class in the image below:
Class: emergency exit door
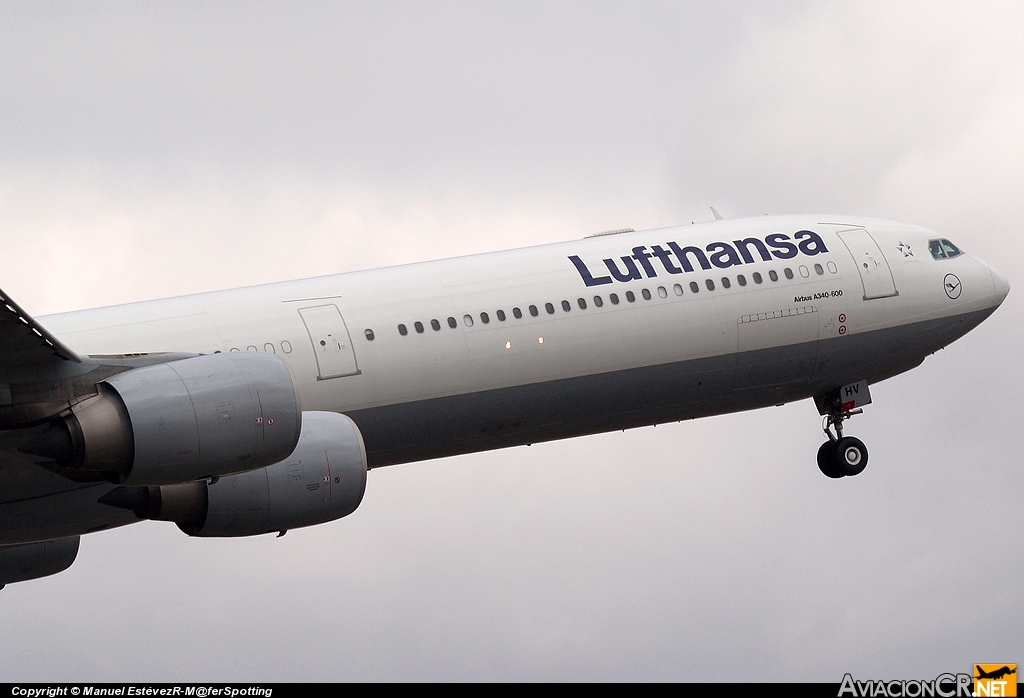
[298,305,360,379]
[838,229,899,300]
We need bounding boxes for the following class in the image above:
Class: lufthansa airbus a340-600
[0,215,1009,587]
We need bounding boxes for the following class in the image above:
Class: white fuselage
[36,215,1006,468]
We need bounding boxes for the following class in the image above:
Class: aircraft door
[838,229,898,300]
[298,305,360,379]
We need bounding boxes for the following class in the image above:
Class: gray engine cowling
[100,411,367,537]
[22,353,301,486]
[0,536,80,588]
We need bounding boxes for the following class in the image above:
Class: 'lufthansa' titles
[568,230,829,287]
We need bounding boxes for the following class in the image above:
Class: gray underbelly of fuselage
[350,308,992,467]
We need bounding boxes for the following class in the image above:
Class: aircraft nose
[989,264,1010,305]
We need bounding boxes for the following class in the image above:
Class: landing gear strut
[814,384,870,479]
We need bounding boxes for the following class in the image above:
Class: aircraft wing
[1,286,197,427]
[0,287,81,377]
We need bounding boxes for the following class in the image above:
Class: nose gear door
[838,229,898,300]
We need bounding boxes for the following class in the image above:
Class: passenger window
[364,330,375,341]
[414,321,424,333]
[513,307,523,319]
[941,239,962,257]
[448,316,458,328]
[657,286,667,298]
[642,288,652,300]
[769,270,779,282]
[264,343,276,353]
[827,262,838,274]
[690,281,699,293]
[578,298,587,309]
[561,300,571,312]
[431,319,441,331]
[784,268,794,280]
[673,284,683,296]
[247,345,257,351]
[753,272,763,284]
[282,340,293,353]
[545,303,555,314]
[737,275,746,286]
[814,264,823,275]
[626,291,636,302]
[530,305,539,316]
[480,312,490,324]
[398,324,408,336]
[463,315,474,327]
[610,293,620,305]
[497,309,506,321]
[929,240,946,259]
[799,265,809,278]
[721,277,731,289]
[705,279,715,291]
[593,295,604,307]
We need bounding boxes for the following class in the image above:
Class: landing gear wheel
[817,441,844,479]
[835,436,868,476]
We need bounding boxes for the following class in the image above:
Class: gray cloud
[0,0,1021,682]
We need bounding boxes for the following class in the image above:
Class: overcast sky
[1,1,1022,682]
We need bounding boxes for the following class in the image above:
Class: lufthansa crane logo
[944,273,962,300]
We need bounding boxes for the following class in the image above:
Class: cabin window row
[225,341,294,353]
[372,262,838,339]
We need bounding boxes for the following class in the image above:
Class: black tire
[835,436,868,476]
[817,441,844,478]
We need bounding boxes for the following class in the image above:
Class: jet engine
[100,411,367,537]
[0,536,80,589]
[21,353,301,486]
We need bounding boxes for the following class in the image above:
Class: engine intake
[22,353,301,486]
[99,411,367,537]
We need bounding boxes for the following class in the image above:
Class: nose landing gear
[814,383,871,479]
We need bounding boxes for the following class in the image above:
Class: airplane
[0,214,1009,587]
[975,666,1017,681]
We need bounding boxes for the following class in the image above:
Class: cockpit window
[941,239,962,257]
[929,239,963,260]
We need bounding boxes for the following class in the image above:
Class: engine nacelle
[100,411,367,537]
[0,537,80,589]
[22,353,301,486]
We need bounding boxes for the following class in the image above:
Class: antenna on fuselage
[586,227,635,238]
[711,207,723,220]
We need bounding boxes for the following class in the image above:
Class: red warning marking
[838,314,847,323]
[256,390,266,439]
[839,325,847,335]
